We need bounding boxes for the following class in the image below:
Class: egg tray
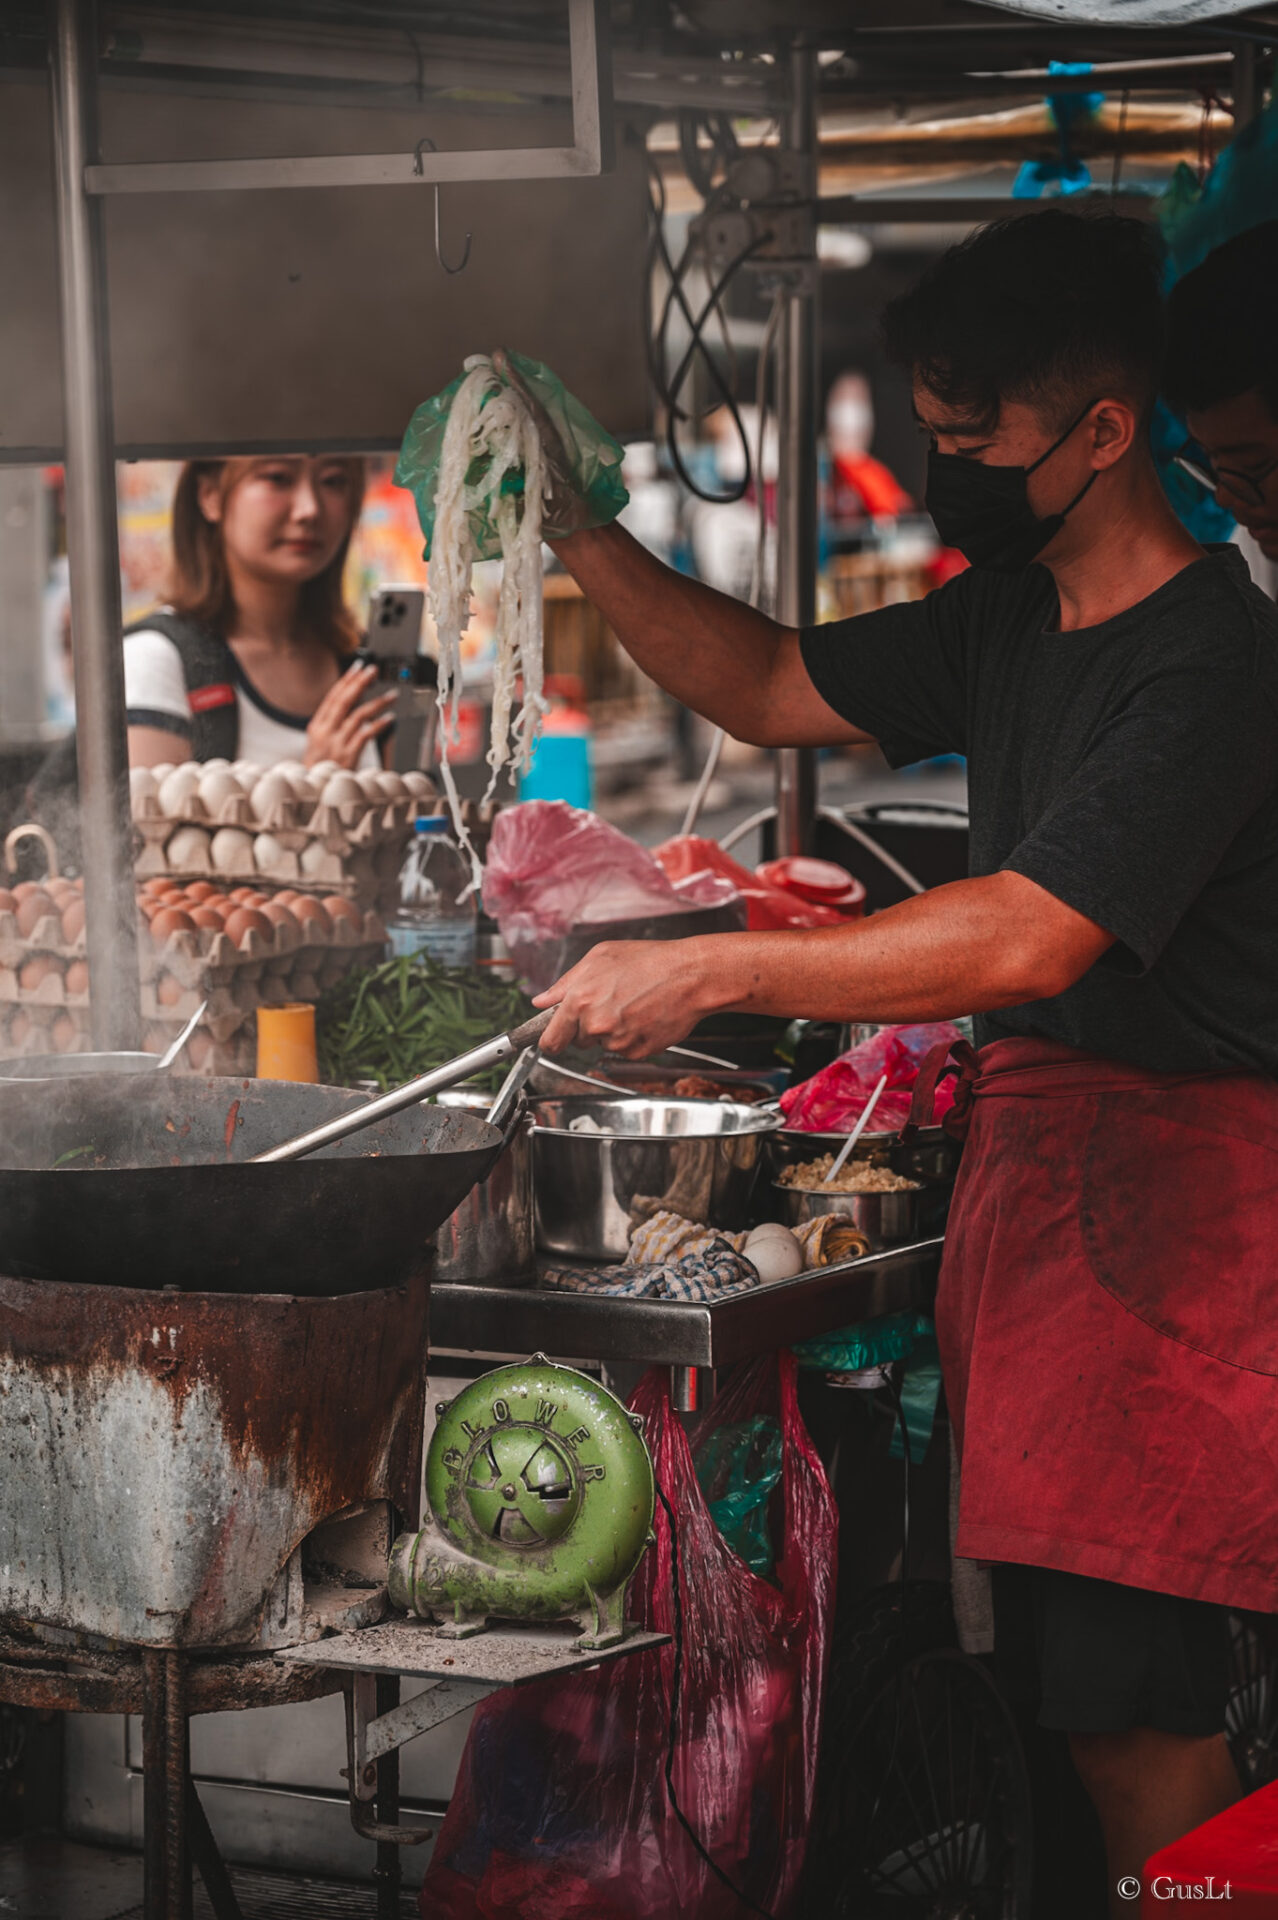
[132,787,421,893]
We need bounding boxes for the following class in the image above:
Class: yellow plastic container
[256,1003,319,1084]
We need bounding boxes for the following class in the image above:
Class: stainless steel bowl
[531,1096,780,1264]
[0,1050,165,1081]
[771,1180,926,1249]
[768,1125,960,1188]
[433,1089,535,1287]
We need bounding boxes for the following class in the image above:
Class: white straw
[822,1072,890,1185]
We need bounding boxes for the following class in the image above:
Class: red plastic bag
[420,1353,836,1920]
[780,1021,962,1133]
[654,835,847,930]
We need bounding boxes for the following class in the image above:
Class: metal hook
[413,137,472,276]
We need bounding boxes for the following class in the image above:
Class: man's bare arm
[533,871,1115,1056]
[552,522,874,748]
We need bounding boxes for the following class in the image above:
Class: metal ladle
[251,1010,553,1164]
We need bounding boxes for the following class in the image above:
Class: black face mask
[924,401,1099,572]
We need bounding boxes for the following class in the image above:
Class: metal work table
[430,1235,943,1369]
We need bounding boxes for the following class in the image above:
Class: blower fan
[389,1356,655,1649]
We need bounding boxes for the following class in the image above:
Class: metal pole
[773,40,820,858]
[48,0,141,1049]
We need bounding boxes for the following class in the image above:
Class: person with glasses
[1165,220,1278,569]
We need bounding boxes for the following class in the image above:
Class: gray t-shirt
[800,547,1278,1077]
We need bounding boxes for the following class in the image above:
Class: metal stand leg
[141,1650,193,1920]
[374,1674,403,1920]
[187,1780,244,1920]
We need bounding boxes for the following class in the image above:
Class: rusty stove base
[0,1629,407,1920]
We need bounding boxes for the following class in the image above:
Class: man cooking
[1164,218,1278,579]
[504,207,1278,1910]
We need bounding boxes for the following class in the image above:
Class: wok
[0,1075,504,1296]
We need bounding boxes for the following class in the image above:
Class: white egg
[231,760,264,784]
[129,767,159,814]
[251,771,295,817]
[743,1222,805,1284]
[210,827,255,873]
[376,771,407,801]
[320,772,364,811]
[309,759,340,781]
[158,765,202,818]
[356,768,388,800]
[275,760,308,782]
[201,758,231,774]
[164,825,212,871]
[253,832,288,873]
[150,762,176,782]
[402,771,435,799]
[197,767,243,812]
[300,838,332,877]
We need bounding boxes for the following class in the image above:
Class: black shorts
[991,1563,1231,1738]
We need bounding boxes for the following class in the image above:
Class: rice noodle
[428,354,549,884]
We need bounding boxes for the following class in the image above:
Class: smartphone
[362,586,425,675]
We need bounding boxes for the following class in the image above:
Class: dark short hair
[881,208,1164,432]
[1164,220,1278,419]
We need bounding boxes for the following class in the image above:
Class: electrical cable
[654,1480,780,1920]
[680,283,785,839]
[1110,87,1130,196]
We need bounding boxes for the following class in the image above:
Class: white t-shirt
[123,626,381,771]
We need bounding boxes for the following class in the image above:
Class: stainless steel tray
[429,1235,943,1369]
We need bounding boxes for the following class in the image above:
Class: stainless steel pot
[0,1050,164,1080]
[433,1089,535,1286]
[771,1180,926,1249]
[768,1125,960,1188]
[531,1096,780,1264]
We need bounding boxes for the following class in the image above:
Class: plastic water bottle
[389,818,477,968]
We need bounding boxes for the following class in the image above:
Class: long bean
[315,954,534,1093]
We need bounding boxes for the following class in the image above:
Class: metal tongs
[251,1009,553,1164]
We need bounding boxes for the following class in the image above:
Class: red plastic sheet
[780,1021,962,1133]
[654,836,848,930]
[420,1353,837,1920]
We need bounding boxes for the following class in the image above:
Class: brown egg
[290,897,331,932]
[45,878,75,903]
[228,886,260,905]
[16,892,55,937]
[322,895,363,928]
[7,1008,31,1047]
[0,889,18,916]
[156,972,184,1007]
[65,958,90,996]
[49,1011,78,1054]
[272,889,302,906]
[185,881,218,903]
[61,899,86,942]
[223,906,273,947]
[11,882,39,901]
[18,953,62,991]
[190,905,225,932]
[186,1029,212,1070]
[142,878,172,898]
[150,907,197,941]
[261,901,300,935]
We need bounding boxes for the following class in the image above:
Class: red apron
[910,1036,1278,1612]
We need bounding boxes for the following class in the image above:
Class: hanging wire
[679,284,785,839]
[413,136,472,275]
[1110,88,1130,196]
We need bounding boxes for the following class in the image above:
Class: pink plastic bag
[780,1021,962,1133]
[419,1353,836,1920]
[483,802,738,987]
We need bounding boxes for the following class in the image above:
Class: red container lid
[757,856,867,911]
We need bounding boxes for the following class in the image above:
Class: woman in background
[125,454,395,770]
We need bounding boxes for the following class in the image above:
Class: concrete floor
[0,1838,419,1919]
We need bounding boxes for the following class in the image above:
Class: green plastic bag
[394,349,629,561]
[694,1414,784,1578]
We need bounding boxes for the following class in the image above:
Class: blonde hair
[169,456,366,654]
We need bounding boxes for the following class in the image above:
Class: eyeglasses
[1173,441,1278,512]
